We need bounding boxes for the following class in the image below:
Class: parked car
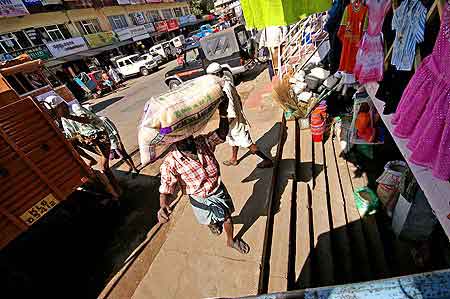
[184,37,200,48]
[149,41,177,61]
[198,24,214,38]
[170,35,185,48]
[164,25,256,90]
[149,44,167,60]
[111,54,157,77]
[140,53,162,66]
[152,53,164,65]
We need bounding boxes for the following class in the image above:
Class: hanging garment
[354,0,392,83]
[337,1,368,73]
[392,2,450,180]
[240,0,331,29]
[390,0,427,71]
[375,65,414,114]
[325,0,350,73]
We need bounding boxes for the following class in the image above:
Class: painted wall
[0,2,190,35]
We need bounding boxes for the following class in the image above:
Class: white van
[170,35,185,48]
[149,44,167,60]
[111,54,157,77]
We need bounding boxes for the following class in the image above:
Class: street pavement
[131,70,285,299]
[86,60,178,153]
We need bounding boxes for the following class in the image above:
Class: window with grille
[173,7,183,18]
[13,31,32,49]
[182,7,191,15]
[108,15,129,30]
[77,19,101,35]
[129,12,147,26]
[35,24,71,44]
[0,34,22,54]
[147,10,162,22]
[161,9,174,20]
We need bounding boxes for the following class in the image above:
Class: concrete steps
[266,120,425,292]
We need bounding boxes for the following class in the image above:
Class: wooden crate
[0,89,92,249]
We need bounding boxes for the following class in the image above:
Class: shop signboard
[166,19,179,31]
[129,25,147,37]
[45,37,89,58]
[0,0,29,17]
[179,15,196,26]
[202,14,215,21]
[144,23,155,33]
[40,0,62,4]
[5,44,52,61]
[130,25,150,41]
[155,21,168,33]
[115,28,132,41]
[84,31,118,48]
[116,0,130,4]
[22,0,41,6]
[132,33,150,42]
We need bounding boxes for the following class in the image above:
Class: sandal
[208,223,223,236]
[223,160,238,166]
[230,238,250,254]
[131,169,140,179]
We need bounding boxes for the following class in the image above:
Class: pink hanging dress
[354,0,391,83]
[392,2,450,180]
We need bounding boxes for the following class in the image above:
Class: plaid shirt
[159,131,224,198]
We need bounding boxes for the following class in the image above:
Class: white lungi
[223,81,252,148]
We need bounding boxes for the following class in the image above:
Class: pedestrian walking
[100,116,139,177]
[46,96,122,200]
[158,97,250,254]
[108,65,122,88]
[101,71,114,91]
[206,63,273,168]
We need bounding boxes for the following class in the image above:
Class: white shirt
[222,81,249,130]
[259,26,288,49]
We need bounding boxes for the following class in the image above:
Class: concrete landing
[132,72,284,299]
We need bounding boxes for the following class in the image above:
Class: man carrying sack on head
[157,94,250,255]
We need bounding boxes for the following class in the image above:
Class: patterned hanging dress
[354,0,391,83]
[392,2,450,180]
[337,1,368,73]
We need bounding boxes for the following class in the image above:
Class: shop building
[0,0,193,69]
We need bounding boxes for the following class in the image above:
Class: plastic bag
[354,187,380,217]
[376,161,408,215]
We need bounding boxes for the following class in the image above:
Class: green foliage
[189,0,215,15]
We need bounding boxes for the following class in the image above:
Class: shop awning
[44,40,135,67]
[240,0,331,29]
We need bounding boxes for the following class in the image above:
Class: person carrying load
[206,63,273,168]
[157,94,251,255]
[46,96,122,200]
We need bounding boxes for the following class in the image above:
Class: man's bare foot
[257,159,273,168]
[228,238,250,254]
[223,160,238,166]
[208,223,223,236]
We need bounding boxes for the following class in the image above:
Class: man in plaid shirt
[158,97,250,254]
